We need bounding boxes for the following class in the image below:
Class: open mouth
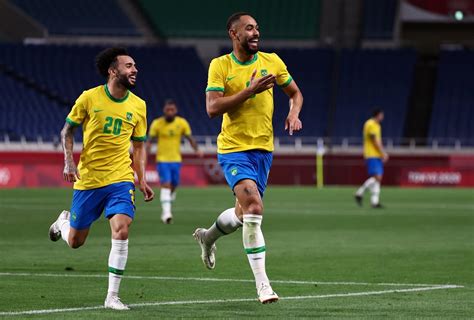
[248,38,259,46]
[129,75,136,82]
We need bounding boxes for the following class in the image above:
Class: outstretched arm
[61,122,80,182]
[132,141,154,202]
[206,70,276,118]
[282,80,304,135]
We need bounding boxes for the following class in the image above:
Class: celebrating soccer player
[48,48,154,310]
[147,99,203,224]
[355,109,388,208]
[193,12,303,303]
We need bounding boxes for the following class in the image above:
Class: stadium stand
[138,0,321,39]
[11,0,139,36]
[1,44,472,146]
[429,50,474,145]
[331,48,417,143]
[362,0,397,40]
[0,71,67,141]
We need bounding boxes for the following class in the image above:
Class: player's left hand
[285,114,302,136]
[139,182,155,202]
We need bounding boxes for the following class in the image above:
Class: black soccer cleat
[372,203,385,209]
[354,195,363,207]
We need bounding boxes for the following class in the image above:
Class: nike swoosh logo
[226,76,236,81]
[93,109,104,113]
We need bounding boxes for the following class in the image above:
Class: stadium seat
[331,48,417,144]
[429,50,474,146]
[12,0,139,36]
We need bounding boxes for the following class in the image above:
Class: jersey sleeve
[272,53,293,88]
[66,91,88,126]
[131,102,147,142]
[205,58,225,93]
[182,119,192,136]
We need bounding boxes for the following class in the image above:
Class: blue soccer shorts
[70,181,135,230]
[218,150,273,197]
[366,158,384,176]
[157,162,182,186]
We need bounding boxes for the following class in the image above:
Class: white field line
[0,272,462,288]
[0,285,463,316]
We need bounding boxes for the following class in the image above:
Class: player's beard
[117,73,136,90]
[165,115,175,122]
[242,42,258,54]
[241,37,258,55]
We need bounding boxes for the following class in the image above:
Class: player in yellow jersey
[355,109,389,208]
[48,48,154,310]
[193,12,303,304]
[147,99,203,224]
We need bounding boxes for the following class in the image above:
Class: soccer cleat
[354,194,363,207]
[257,282,279,304]
[104,295,130,310]
[193,228,216,270]
[48,210,69,241]
[161,212,173,224]
[372,203,385,209]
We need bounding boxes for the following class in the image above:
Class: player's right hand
[247,69,276,95]
[139,182,155,202]
[382,153,389,163]
[63,160,80,182]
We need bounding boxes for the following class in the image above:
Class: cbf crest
[260,69,268,76]
[126,112,133,121]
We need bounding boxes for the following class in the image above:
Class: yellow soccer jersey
[148,116,191,162]
[206,51,293,154]
[66,84,147,190]
[363,118,383,158]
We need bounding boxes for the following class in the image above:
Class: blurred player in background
[355,109,388,208]
[48,47,154,310]
[193,12,303,303]
[147,99,203,224]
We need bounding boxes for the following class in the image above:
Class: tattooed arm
[61,122,80,183]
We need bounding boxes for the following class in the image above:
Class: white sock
[59,219,70,245]
[160,188,172,215]
[107,239,128,297]
[370,181,381,206]
[242,214,269,286]
[171,191,177,202]
[356,177,376,196]
[204,208,242,245]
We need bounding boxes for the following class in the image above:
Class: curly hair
[95,47,129,78]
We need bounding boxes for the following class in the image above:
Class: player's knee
[112,225,129,240]
[247,201,263,215]
[68,237,85,249]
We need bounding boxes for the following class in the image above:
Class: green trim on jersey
[108,266,124,275]
[131,135,147,142]
[230,52,258,66]
[245,246,266,254]
[66,117,80,127]
[104,84,129,103]
[278,76,293,88]
[206,87,225,92]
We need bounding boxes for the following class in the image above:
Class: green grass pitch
[0,186,473,319]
